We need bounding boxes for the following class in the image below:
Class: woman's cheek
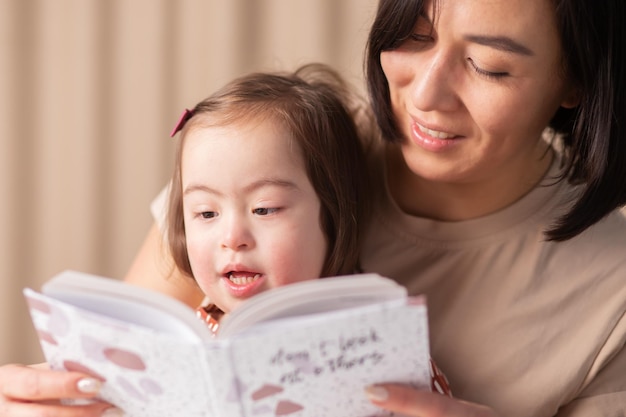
[380,50,416,88]
[466,88,516,135]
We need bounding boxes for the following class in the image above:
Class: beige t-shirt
[360,143,626,417]
[152,145,626,417]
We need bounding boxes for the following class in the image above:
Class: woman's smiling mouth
[416,123,457,139]
[410,121,463,152]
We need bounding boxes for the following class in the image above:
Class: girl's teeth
[418,124,455,139]
[228,274,261,285]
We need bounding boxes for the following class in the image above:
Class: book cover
[24,270,431,417]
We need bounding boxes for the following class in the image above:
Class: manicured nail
[77,377,102,394]
[365,385,389,402]
[102,407,125,417]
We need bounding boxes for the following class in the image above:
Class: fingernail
[77,377,102,394]
[102,407,125,417]
[365,385,389,402]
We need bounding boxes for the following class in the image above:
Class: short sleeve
[556,344,626,416]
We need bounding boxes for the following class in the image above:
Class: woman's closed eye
[467,58,509,80]
[410,32,434,43]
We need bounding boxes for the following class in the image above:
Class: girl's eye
[200,211,217,219]
[252,207,279,216]
[467,58,509,80]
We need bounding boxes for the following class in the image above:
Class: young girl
[166,63,373,328]
[168,62,450,396]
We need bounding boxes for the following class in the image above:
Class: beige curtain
[0,0,377,365]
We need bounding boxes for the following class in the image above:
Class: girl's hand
[0,363,122,416]
[365,384,499,417]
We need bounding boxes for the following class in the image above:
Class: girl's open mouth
[227,272,261,285]
[222,272,266,298]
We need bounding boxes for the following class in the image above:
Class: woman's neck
[386,142,554,222]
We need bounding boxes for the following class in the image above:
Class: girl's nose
[220,215,254,250]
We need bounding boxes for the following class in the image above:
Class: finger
[365,384,497,417]
[0,364,102,401]
[29,362,51,371]
[0,399,119,417]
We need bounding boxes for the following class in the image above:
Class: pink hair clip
[170,108,194,137]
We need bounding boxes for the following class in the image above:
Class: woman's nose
[411,51,460,113]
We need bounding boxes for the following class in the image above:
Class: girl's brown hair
[167,63,372,279]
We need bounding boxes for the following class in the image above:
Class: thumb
[364,384,496,417]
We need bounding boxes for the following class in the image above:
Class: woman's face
[381,0,578,192]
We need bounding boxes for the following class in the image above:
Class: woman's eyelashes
[409,33,434,43]
[406,33,510,81]
[467,58,509,80]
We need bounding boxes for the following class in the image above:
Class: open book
[24,270,431,417]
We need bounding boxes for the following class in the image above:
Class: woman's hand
[366,384,499,417]
[0,363,122,416]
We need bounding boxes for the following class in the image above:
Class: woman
[2,0,625,416]
[359,0,626,416]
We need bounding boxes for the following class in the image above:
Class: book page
[219,273,407,338]
[207,299,430,417]
[41,270,211,341]
[24,288,214,417]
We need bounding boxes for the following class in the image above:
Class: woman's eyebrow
[464,34,534,56]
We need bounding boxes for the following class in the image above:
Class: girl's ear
[560,84,581,109]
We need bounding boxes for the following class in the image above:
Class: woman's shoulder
[567,206,626,255]
[541,205,626,296]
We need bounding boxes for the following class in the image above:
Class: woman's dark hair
[168,63,371,279]
[366,0,626,241]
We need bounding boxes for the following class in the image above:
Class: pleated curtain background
[0,0,377,365]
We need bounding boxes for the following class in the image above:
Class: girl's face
[381,0,579,204]
[181,118,327,313]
